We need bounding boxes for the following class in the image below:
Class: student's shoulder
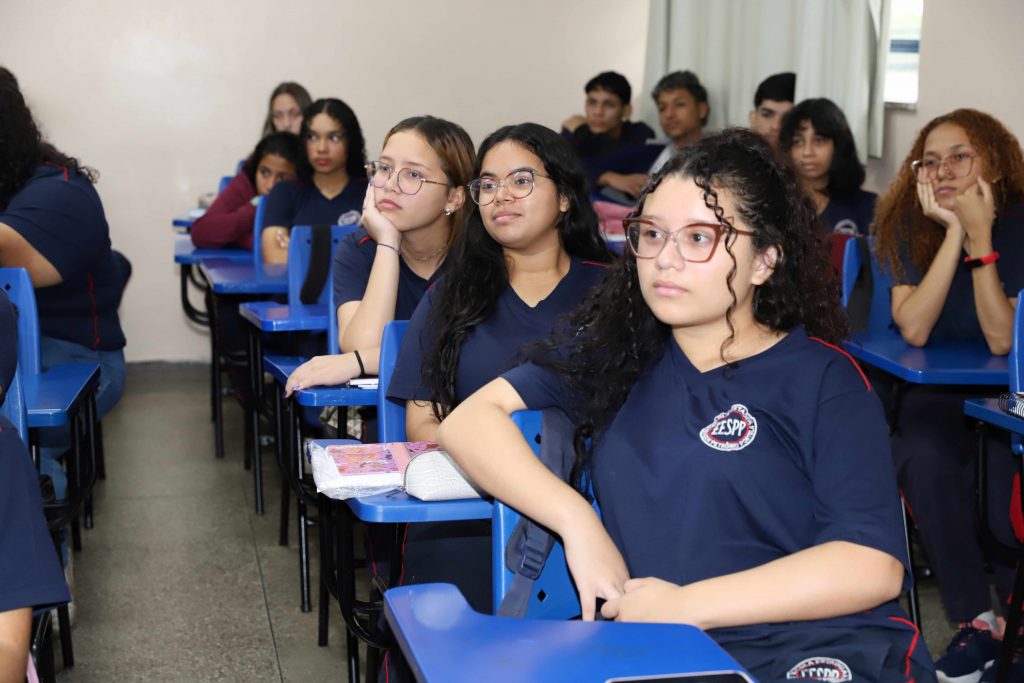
[623,120,657,142]
[796,331,873,397]
[574,255,613,286]
[8,164,97,207]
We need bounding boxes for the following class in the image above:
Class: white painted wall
[864,0,1024,193]
[1,0,651,361]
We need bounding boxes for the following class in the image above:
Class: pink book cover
[326,441,439,482]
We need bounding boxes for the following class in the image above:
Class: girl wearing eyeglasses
[284,116,475,394]
[871,109,1024,681]
[439,129,935,682]
[261,98,368,264]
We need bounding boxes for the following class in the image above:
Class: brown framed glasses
[910,151,978,180]
[624,218,754,263]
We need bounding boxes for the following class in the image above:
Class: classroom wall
[863,0,1024,194]
[1,1,650,362]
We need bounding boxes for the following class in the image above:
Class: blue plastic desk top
[348,489,492,524]
[309,439,491,522]
[172,208,205,231]
[25,363,100,428]
[200,259,288,295]
[173,234,250,265]
[384,583,751,683]
[965,397,1024,443]
[845,333,1009,385]
[263,356,376,407]
[239,302,328,332]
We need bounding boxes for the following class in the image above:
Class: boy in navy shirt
[441,131,936,683]
[561,71,655,166]
[748,72,795,150]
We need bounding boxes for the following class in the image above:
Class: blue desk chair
[245,224,356,513]
[841,235,898,337]
[965,289,1024,683]
[217,174,233,194]
[378,320,409,441]
[251,195,268,266]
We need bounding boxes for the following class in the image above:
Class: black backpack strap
[847,236,873,333]
[497,409,577,617]
[299,224,332,304]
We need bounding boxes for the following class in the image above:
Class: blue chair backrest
[1012,289,1024,456]
[841,236,898,337]
[285,224,358,309]
[0,268,41,375]
[217,175,233,194]
[377,320,410,442]
[0,363,27,441]
[252,195,268,266]
[492,410,582,619]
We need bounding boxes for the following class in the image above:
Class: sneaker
[937,625,1002,683]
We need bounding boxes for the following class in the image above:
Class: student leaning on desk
[872,108,1024,682]
[440,130,936,683]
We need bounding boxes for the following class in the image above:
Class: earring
[444,209,453,216]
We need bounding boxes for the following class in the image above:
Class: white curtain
[641,0,891,160]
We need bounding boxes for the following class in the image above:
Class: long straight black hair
[421,122,612,419]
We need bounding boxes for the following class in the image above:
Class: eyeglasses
[366,161,449,195]
[468,169,552,206]
[624,218,754,263]
[910,152,978,180]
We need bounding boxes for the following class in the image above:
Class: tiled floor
[52,362,960,681]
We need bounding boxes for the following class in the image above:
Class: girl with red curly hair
[872,109,1024,681]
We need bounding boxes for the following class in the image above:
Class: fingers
[978,176,994,204]
[600,595,620,620]
[580,588,595,621]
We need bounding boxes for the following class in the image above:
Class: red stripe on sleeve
[808,336,871,391]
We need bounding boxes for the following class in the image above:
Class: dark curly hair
[872,108,1024,281]
[527,128,848,490]
[0,66,96,210]
[779,98,865,196]
[300,98,368,181]
[421,122,613,421]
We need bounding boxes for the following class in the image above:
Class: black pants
[886,380,1018,622]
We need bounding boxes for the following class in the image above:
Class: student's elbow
[858,548,905,605]
[984,332,1012,356]
[894,321,931,348]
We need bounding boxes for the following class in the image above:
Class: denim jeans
[37,335,126,500]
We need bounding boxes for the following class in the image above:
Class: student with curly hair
[872,109,1024,682]
[780,98,876,239]
[441,129,935,683]
[0,66,126,502]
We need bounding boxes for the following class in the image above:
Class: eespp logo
[699,404,757,451]
[785,657,853,681]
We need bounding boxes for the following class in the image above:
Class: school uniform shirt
[561,121,657,162]
[331,228,444,319]
[503,327,932,677]
[387,256,609,404]
[190,170,258,250]
[0,164,126,350]
[894,203,1024,339]
[262,177,367,230]
[820,189,877,236]
[0,415,70,614]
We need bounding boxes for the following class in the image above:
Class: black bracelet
[353,349,366,377]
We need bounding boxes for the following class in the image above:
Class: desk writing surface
[965,398,1024,446]
[24,364,101,428]
[845,333,1009,385]
[239,302,328,332]
[200,259,287,295]
[384,583,750,683]
[173,234,250,265]
[347,489,491,523]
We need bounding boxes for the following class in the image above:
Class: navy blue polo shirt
[820,189,877,236]
[0,416,70,613]
[263,177,366,230]
[0,165,125,350]
[504,327,918,647]
[332,228,443,320]
[895,204,1024,339]
[388,257,608,404]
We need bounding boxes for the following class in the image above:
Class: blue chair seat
[965,397,1024,440]
[238,302,329,333]
[383,583,752,683]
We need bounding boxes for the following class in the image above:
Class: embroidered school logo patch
[785,657,853,681]
[699,404,757,451]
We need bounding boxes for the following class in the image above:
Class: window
[884,0,923,106]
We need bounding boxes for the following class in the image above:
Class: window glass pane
[885,0,923,105]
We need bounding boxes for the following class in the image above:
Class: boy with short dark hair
[749,72,796,149]
[561,71,655,161]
